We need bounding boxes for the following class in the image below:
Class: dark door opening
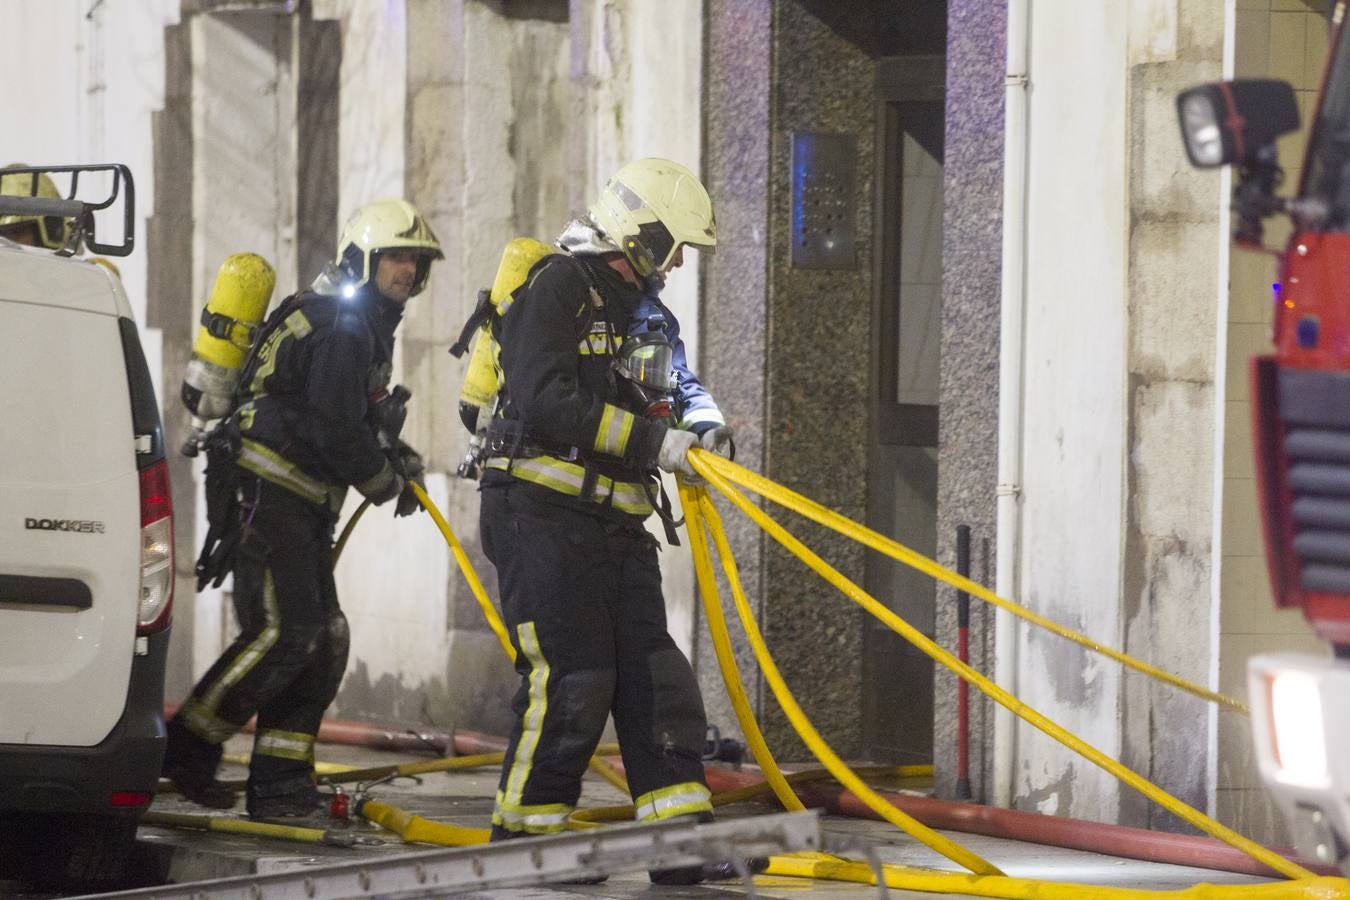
[863,56,945,764]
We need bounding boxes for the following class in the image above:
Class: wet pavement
[3,735,1289,898]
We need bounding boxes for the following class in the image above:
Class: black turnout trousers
[175,474,350,798]
[480,480,712,835]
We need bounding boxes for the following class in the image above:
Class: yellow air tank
[458,237,554,413]
[181,253,276,441]
[454,237,553,478]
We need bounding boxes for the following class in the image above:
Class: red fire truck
[1179,8,1350,871]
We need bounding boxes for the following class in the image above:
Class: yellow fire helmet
[335,198,444,296]
[587,158,717,282]
[0,164,71,250]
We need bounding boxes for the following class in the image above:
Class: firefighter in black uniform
[480,159,743,885]
[163,199,443,818]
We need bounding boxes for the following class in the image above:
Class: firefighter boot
[649,813,770,885]
[246,774,332,824]
[490,824,609,884]
[162,717,236,809]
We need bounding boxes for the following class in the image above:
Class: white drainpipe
[994,0,1031,810]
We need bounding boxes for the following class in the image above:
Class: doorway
[862,56,945,763]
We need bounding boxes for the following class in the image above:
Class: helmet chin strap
[641,269,666,293]
[411,254,433,295]
[622,237,666,293]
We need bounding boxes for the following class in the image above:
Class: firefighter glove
[396,441,425,481]
[395,480,422,517]
[657,428,699,477]
[699,424,735,460]
[393,442,426,517]
[367,470,405,506]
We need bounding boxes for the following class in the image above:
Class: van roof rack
[0,163,135,257]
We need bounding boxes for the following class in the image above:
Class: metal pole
[955,524,972,801]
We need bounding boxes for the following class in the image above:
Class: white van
[0,165,171,889]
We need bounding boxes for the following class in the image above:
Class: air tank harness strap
[643,478,683,547]
[200,304,258,347]
[449,288,493,360]
[194,418,245,592]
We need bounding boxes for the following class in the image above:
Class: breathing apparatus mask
[613,332,677,419]
[612,330,687,544]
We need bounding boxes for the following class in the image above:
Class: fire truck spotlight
[1176,79,1300,169]
[1179,92,1226,167]
[1267,669,1329,788]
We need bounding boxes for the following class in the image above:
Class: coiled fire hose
[163,456,1348,898]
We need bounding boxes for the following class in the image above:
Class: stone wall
[341,0,704,735]
[760,0,875,758]
[700,0,875,759]
[1118,0,1226,831]
[697,0,776,744]
[933,0,1006,803]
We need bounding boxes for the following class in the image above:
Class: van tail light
[138,459,173,635]
[109,791,151,808]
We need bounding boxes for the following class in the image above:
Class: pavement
[88,734,1289,899]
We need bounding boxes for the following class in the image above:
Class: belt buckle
[594,476,613,503]
[564,446,580,462]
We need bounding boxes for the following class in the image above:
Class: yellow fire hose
[315,752,505,785]
[335,485,513,664]
[141,810,355,847]
[685,484,1003,876]
[321,750,627,795]
[356,797,490,846]
[567,764,929,829]
[407,481,516,663]
[683,477,805,816]
[332,498,369,564]
[213,745,626,790]
[319,454,1340,897]
[764,855,1350,900]
[222,752,356,776]
[686,451,1315,882]
[694,452,1246,716]
[162,752,356,794]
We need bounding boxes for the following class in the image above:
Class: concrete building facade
[0,0,1331,849]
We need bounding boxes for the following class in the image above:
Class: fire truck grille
[1286,428,1350,594]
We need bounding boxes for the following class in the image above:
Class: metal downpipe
[995,0,1032,811]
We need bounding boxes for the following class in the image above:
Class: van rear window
[119,316,164,468]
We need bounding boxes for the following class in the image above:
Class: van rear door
[0,282,142,747]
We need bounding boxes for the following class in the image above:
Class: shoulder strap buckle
[201,307,254,343]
